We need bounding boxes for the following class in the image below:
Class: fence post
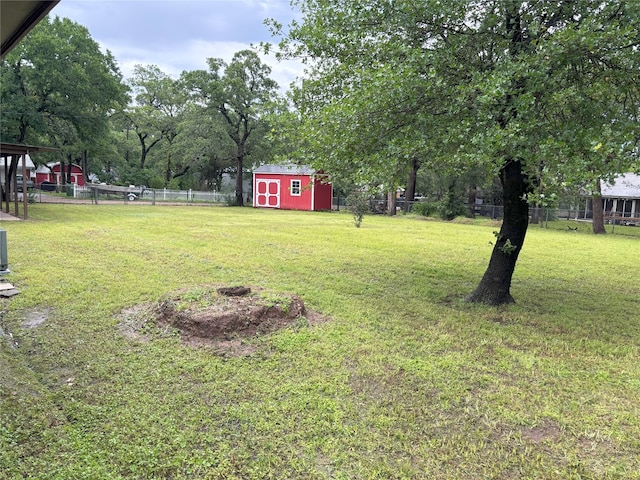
[611,213,615,234]
[545,208,549,228]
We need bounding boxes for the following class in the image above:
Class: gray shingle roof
[602,173,640,199]
[253,164,317,175]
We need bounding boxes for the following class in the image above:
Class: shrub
[346,191,371,227]
[411,202,433,217]
[437,201,467,221]
[147,176,165,189]
[437,193,467,221]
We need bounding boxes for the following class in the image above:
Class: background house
[35,162,85,187]
[0,154,35,187]
[601,173,640,221]
[578,173,640,222]
[0,143,56,220]
[253,164,332,211]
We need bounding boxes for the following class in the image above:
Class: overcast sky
[52,0,304,90]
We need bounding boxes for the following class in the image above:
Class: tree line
[0,16,282,207]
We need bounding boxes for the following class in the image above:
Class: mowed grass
[1,204,639,479]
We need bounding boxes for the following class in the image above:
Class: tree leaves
[280,0,639,189]
[1,16,128,159]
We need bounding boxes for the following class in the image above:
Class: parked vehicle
[16,175,34,190]
[38,181,56,192]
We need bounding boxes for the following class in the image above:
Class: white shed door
[255,179,280,208]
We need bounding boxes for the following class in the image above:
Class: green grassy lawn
[1,204,639,479]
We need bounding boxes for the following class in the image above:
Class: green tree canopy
[0,15,128,165]
[184,50,279,205]
[122,64,189,177]
[275,0,640,304]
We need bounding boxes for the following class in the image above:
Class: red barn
[35,162,85,187]
[253,164,332,211]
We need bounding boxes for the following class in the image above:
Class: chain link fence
[336,196,639,226]
[32,185,640,228]
[33,184,238,205]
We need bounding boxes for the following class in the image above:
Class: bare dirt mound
[120,286,327,356]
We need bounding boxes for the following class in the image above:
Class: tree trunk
[592,178,606,234]
[82,150,89,184]
[466,158,531,305]
[59,160,65,188]
[530,203,539,224]
[18,120,27,144]
[165,152,172,185]
[467,185,477,218]
[140,145,147,170]
[387,190,396,216]
[67,160,73,184]
[404,157,419,213]
[235,155,244,207]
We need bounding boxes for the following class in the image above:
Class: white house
[601,173,640,221]
[0,154,35,186]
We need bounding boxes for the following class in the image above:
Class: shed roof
[254,164,317,175]
[602,173,640,199]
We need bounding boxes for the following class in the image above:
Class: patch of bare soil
[520,420,562,444]
[21,308,51,329]
[119,286,328,356]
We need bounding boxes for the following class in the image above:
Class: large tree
[184,50,279,206]
[274,0,640,305]
[0,16,127,166]
[123,65,189,182]
[160,103,234,190]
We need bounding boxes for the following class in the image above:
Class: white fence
[50,184,236,204]
[140,188,234,204]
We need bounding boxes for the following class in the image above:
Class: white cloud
[53,0,304,92]
[99,37,303,92]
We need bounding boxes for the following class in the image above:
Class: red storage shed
[35,162,85,187]
[253,164,332,211]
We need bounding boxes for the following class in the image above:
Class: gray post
[0,229,8,272]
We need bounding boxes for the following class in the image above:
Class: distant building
[0,154,35,186]
[253,164,332,211]
[601,173,640,221]
[35,162,85,187]
[580,173,640,222]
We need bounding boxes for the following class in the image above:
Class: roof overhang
[1,1,60,59]
[0,142,58,156]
